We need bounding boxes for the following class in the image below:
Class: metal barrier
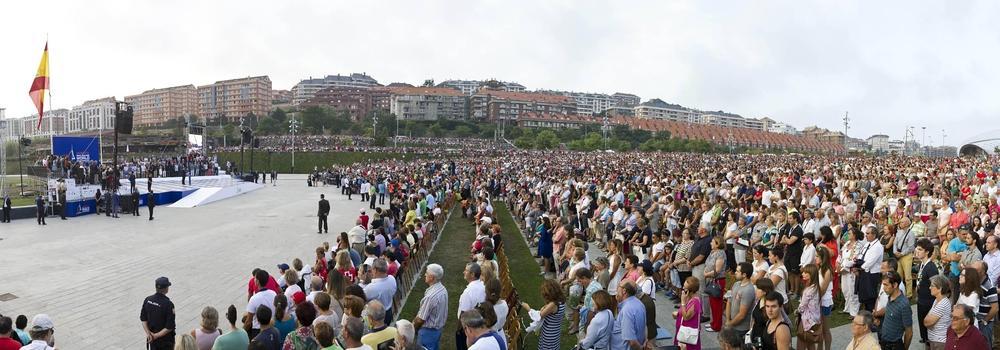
[391,193,455,321]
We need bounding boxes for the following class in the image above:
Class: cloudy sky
[1,0,997,146]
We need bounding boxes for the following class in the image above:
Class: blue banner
[52,136,101,162]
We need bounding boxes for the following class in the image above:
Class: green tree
[534,130,560,149]
[454,125,473,137]
[514,135,535,149]
[269,108,287,123]
[428,124,444,137]
[256,117,280,135]
[301,106,329,134]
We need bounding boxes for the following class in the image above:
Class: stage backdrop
[51,135,101,162]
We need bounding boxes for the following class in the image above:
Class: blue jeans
[419,328,442,350]
[980,320,994,348]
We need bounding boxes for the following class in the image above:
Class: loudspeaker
[241,130,253,144]
[115,105,134,134]
[253,138,260,148]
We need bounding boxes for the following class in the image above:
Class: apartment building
[124,85,198,127]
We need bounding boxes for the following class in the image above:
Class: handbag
[795,313,821,343]
[677,324,700,345]
[705,279,722,298]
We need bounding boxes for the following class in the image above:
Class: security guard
[140,277,175,350]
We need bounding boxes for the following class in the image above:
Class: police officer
[140,276,175,350]
[35,194,46,226]
[148,190,156,221]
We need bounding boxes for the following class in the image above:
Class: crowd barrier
[391,192,456,321]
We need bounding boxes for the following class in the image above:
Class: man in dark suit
[1,193,11,223]
[914,238,939,345]
[35,194,46,225]
[132,190,141,216]
[318,194,330,234]
[148,190,156,220]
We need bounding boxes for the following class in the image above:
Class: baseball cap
[155,276,171,288]
[277,263,290,271]
[360,209,366,213]
[292,291,306,305]
[30,314,53,331]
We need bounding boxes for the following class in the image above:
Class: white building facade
[291,73,380,105]
[68,97,117,133]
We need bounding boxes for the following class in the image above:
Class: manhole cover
[0,293,18,302]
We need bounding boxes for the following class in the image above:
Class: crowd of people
[7,149,1000,350]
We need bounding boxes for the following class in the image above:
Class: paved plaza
[0,175,369,349]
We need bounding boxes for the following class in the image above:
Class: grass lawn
[493,203,578,350]
[216,151,427,174]
[397,210,477,350]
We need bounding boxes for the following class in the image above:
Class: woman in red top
[314,247,328,283]
[818,226,839,295]
[335,250,357,284]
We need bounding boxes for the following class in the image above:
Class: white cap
[31,314,53,331]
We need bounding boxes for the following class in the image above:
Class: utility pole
[942,129,947,147]
[394,114,399,148]
[921,126,926,156]
[842,111,850,152]
[602,114,610,150]
[239,117,245,175]
[289,116,300,174]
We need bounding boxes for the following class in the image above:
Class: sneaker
[705,328,718,333]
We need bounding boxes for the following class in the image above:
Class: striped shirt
[417,282,449,329]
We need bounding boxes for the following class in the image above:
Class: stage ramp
[168,181,264,208]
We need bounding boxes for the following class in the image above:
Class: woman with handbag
[704,236,727,332]
[577,291,616,350]
[673,276,702,350]
[796,264,822,350]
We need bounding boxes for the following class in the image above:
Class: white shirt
[859,240,883,273]
[985,249,1000,286]
[458,279,486,318]
[247,289,277,329]
[468,332,503,350]
[800,244,816,268]
[348,225,367,244]
[18,340,55,350]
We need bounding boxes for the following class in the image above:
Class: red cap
[292,291,306,305]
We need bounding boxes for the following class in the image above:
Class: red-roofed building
[387,86,467,121]
[471,88,577,121]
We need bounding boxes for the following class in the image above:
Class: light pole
[289,116,300,174]
[921,126,926,156]
[394,115,399,148]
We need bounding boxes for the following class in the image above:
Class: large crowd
[4,150,1000,350]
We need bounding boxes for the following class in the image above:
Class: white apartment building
[68,97,117,133]
[538,90,616,116]
[438,80,526,96]
[768,122,799,134]
[699,113,746,129]
[634,99,699,123]
[867,134,890,153]
[291,73,380,105]
[5,109,69,138]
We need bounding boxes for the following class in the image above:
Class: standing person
[414,264,448,350]
[520,279,566,350]
[455,263,485,350]
[674,276,702,350]
[363,259,398,325]
[615,281,647,350]
[271,170,277,187]
[1,193,10,223]
[761,291,791,350]
[839,227,862,317]
[893,217,916,298]
[877,271,912,350]
[250,306,281,349]
[360,301,397,349]
[57,179,67,220]
[318,194,330,234]
[970,261,999,346]
[20,315,56,350]
[190,306,221,350]
[147,190,156,220]
[140,277,176,350]
[705,236,727,332]
[796,264,821,350]
[945,304,989,349]
[245,270,277,339]
[688,226,713,323]
[131,190,140,217]
[924,275,953,350]
[767,247,789,307]
[724,262,755,340]
[34,194,45,226]
[369,183,377,210]
[781,212,805,298]
[844,311,878,350]
[915,238,940,347]
[856,226,884,312]
[577,290,615,350]
[0,316,21,350]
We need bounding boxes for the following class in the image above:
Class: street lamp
[289,116,300,174]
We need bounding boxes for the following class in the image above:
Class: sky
[1,0,998,146]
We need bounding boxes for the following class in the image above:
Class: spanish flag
[28,42,50,130]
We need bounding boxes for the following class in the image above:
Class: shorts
[821,305,832,316]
